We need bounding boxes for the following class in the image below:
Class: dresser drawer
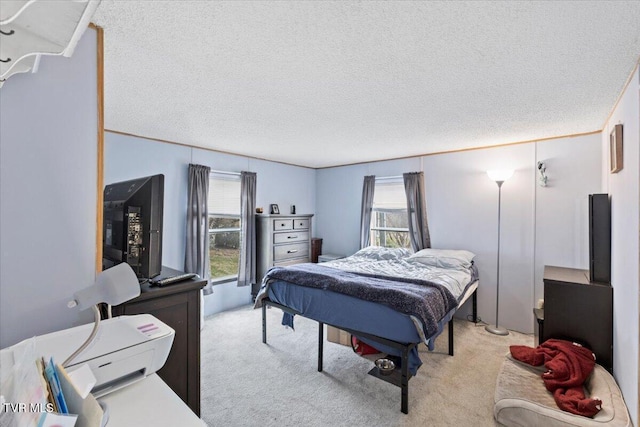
[273,219,293,231]
[274,231,309,244]
[294,219,309,229]
[255,213,313,298]
[274,258,307,268]
[274,242,309,261]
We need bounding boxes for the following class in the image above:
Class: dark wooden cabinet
[112,266,206,416]
[542,265,613,373]
[533,308,544,346]
[311,237,323,263]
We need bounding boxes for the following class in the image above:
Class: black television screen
[103,174,164,279]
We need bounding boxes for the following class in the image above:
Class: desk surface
[135,266,207,302]
[100,374,204,426]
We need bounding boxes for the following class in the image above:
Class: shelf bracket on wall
[0,0,101,88]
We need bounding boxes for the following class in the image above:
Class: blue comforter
[262,263,458,340]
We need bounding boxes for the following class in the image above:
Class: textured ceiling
[93,1,640,168]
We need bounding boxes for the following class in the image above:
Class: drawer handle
[287,235,298,239]
[280,223,286,227]
[287,249,298,254]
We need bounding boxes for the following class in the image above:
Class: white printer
[1,314,174,398]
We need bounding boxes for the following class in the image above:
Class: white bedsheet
[322,246,474,301]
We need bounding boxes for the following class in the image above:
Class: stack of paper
[1,340,103,427]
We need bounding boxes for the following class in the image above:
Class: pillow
[408,248,476,269]
[352,246,412,261]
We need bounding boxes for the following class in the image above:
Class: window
[370,177,410,248]
[208,172,241,282]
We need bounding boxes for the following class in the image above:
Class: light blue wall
[0,30,98,348]
[104,133,191,271]
[424,144,537,333]
[601,67,639,425]
[315,137,602,334]
[534,135,603,302]
[104,134,317,316]
[315,158,421,257]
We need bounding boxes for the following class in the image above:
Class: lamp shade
[73,263,140,311]
[487,170,514,183]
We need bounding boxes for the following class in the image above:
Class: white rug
[201,305,533,426]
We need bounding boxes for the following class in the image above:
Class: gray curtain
[403,171,431,252]
[237,171,257,287]
[185,164,212,295]
[359,175,376,249]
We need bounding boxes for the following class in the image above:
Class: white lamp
[63,263,140,367]
[485,170,513,336]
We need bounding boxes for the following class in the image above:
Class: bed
[254,246,479,414]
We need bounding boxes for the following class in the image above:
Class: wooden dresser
[254,214,313,297]
[542,265,613,373]
[111,266,206,415]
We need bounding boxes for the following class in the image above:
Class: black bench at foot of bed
[261,290,478,414]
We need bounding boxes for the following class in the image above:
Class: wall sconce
[537,162,548,187]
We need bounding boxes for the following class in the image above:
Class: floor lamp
[485,170,513,336]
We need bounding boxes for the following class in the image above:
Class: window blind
[373,179,405,210]
[208,173,241,216]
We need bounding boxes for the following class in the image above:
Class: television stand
[541,265,613,373]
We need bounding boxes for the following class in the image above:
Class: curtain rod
[210,169,241,176]
[376,175,402,181]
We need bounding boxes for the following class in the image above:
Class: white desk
[100,374,205,426]
[0,316,202,426]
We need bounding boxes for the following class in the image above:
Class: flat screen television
[588,193,611,284]
[102,174,164,279]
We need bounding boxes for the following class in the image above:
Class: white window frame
[208,171,241,284]
[370,176,410,248]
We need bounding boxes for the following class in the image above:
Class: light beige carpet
[201,305,533,427]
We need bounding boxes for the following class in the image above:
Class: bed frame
[261,288,478,414]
